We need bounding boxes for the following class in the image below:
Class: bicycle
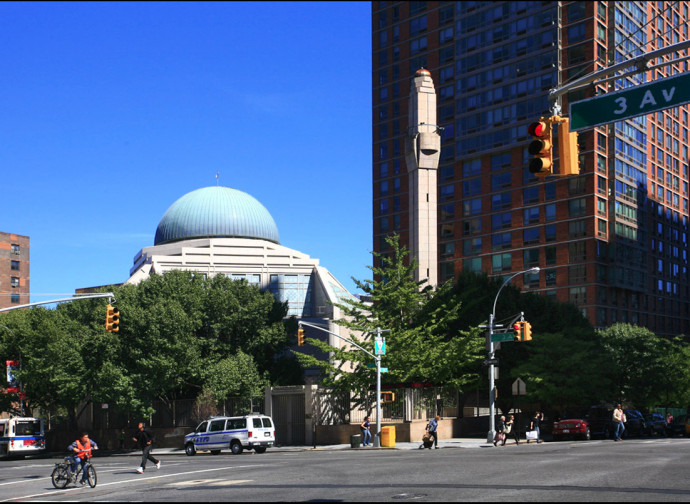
[51,454,97,489]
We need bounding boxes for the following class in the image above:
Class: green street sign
[365,364,388,372]
[570,72,690,131]
[491,332,515,342]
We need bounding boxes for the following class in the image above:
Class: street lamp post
[486,267,539,443]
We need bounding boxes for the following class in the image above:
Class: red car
[552,418,591,441]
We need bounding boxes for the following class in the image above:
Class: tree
[295,234,484,399]
[597,323,669,409]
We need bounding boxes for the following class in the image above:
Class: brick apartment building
[372,1,690,336]
[0,232,30,310]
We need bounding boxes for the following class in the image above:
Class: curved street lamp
[486,267,540,443]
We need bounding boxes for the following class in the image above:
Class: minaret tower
[405,69,441,287]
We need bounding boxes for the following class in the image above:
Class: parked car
[644,412,667,436]
[623,409,646,437]
[552,406,611,441]
[184,414,275,456]
[552,418,591,441]
[666,414,687,437]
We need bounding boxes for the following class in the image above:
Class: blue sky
[1,1,373,301]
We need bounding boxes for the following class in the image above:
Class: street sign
[366,364,388,373]
[375,337,386,355]
[490,332,515,342]
[570,72,690,131]
[482,358,499,366]
[512,378,526,396]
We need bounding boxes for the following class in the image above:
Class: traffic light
[557,117,580,176]
[527,118,553,177]
[105,304,120,333]
[522,321,533,341]
[380,391,395,403]
[513,323,521,342]
[297,328,305,346]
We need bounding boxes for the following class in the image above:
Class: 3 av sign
[569,72,690,131]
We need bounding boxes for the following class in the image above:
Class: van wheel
[210,450,221,455]
[254,447,267,454]
[230,441,243,455]
[185,443,196,456]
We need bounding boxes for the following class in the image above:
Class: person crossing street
[132,422,161,473]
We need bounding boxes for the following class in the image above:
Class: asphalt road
[2,437,690,502]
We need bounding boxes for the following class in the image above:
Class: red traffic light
[528,121,548,137]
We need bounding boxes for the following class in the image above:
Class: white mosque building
[125,185,357,378]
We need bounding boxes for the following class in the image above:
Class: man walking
[132,422,161,473]
[612,404,626,441]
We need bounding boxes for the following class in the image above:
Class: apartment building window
[11,294,20,304]
[492,253,512,273]
[463,257,482,273]
[463,197,482,216]
[441,224,454,238]
[11,260,19,271]
[567,22,586,43]
[380,180,389,196]
[11,244,20,255]
[492,232,511,250]
[380,217,389,233]
[11,277,19,288]
[569,264,587,283]
[569,220,587,238]
[524,207,539,225]
[569,198,587,217]
[463,178,481,196]
[569,286,586,305]
[463,217,481,236]
[409,15,427,36]
[440,242,455,258]
[440,262,455,282]
[523,186,539,204]
[491,172,511,191]
[440,204,454,221]
[523,228,540,245]
[544,183,556,200]
[545,224,557,242]
[525,270,540,288]
[545,268,557,287]
[598,219,607,236]
[524,248,539,267]
[492,212,512,230]
[410,36,427,55]
[491,192,511,211]
[463,238,482,255]
[545,245,557,266]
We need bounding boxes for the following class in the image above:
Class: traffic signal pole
[486,268,538,443]
[297,320,389,447]
[0,292,116,312]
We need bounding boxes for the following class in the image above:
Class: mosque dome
[154,186,280,246]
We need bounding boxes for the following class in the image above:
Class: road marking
[171,478,253,486]
[0,464,266,501]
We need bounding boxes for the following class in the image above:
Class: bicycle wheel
[86,464,97,488]
[51,465,71,489]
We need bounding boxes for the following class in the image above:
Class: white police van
[184,414,275,456]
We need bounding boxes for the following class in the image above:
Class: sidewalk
[105,437,497,456]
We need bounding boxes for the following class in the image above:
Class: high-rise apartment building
[372,1,690,336]
[0,232,30,309]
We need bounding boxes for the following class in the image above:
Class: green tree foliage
[295,235,484,398]
[0,270,302,425]
[597,323,670,409]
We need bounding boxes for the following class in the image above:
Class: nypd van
[184,414,275,455]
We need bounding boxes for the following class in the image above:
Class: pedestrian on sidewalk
[132,422,161,473]
[426,415,440,449]
[527,411,543,443]
[360,416,372,446]
[505,415,518,445]
[494,415,506,446]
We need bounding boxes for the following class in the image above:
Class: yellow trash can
[380,426,396,447]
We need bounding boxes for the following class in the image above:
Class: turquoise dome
[154,186,280,245]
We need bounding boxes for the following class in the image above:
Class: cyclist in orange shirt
[67,432,98,485]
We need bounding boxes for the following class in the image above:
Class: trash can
[381,426,396,447]
[350,434,362,448]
